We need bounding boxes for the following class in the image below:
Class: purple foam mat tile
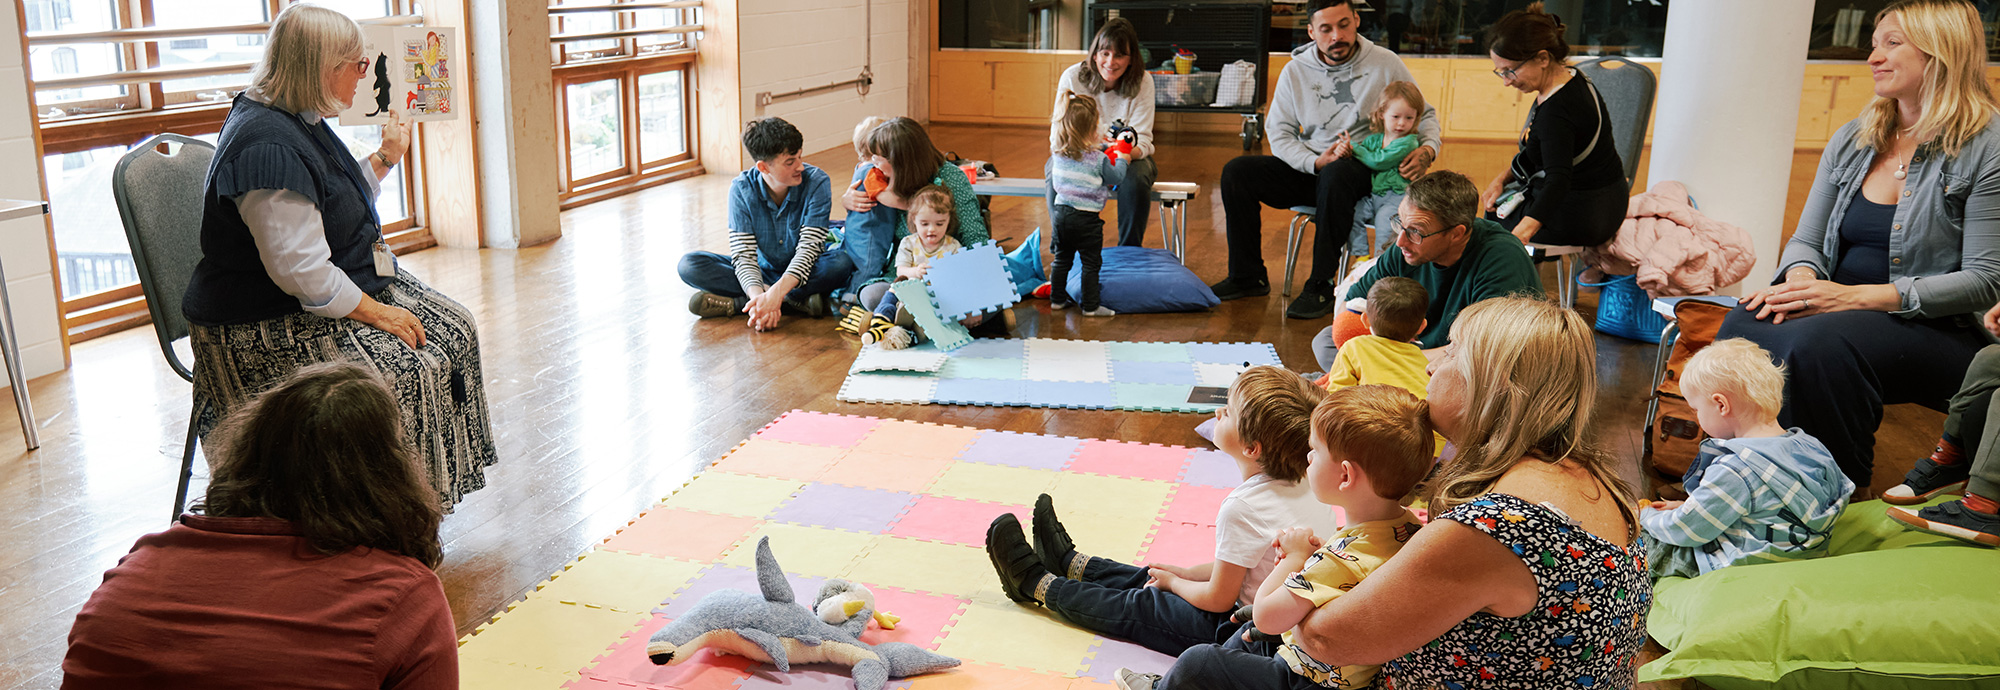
[932,377,1030,407]
[1080,637,1180,684]
[768,483,916,533]
[957,430,1083,471]
[1021,380,1118,409]
[655,565,829,619]
[1180,449,1244,488]
[1111,360,1201,386]
[1182,342,1282,367]
[953,338,1027,359]
[737,666,916,690]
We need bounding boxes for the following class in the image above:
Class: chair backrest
[112,134,215,382]
[1577,56,1657,188]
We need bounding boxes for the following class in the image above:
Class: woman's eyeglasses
[1491,64,1521,81]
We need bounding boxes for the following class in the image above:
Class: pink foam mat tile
[1134,520,1217,573]
[579,613,757,690]
[1078,637,1178,685]
[886,495,1030,548]
[1065,440,1195,482]
[853,419,985,459]
[858,586,972,651]
[709,439,846,482]
[756,411,884,448]
[737,667,916,690]
[1159,485,1233,526]
[599,508,764,563]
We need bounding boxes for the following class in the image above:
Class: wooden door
[935,57,993,119]
[992,58,1054,120]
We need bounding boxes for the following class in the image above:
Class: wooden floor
[0,124,1939,689]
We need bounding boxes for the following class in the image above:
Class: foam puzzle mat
[839,339,1283,412]
[456,410,1263,690]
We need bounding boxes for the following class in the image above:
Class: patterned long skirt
[190,269,499,512]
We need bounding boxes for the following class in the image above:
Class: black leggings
[1496,181,1627,246]
[1219,155,1372,287]
[1717,307,1986,487]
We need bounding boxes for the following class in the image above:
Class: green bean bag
[1642,498,2000,689]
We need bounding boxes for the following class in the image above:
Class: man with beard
[1210,0,1442,320]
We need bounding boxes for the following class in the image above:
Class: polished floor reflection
[0,125,1936,689]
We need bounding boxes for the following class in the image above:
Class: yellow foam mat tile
[854,419,985,458]
[933,601,1101,675]
[529,550,709,614]
[844,535,994,595]
[1045,474,1172,527]
[659,472,806,518]
[709,438,845,482]
[719,522,877,577]
[459,657,578,690]
[924,463,1059,506]
[906,662,1081,690]
[459,596,649,674]
[1039,508,1160,567]
[822,450,958,494]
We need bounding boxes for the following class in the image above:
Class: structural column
[1647,0,1813,291]
[470,0,561,247]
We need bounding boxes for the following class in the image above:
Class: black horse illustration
[363,52,391,116]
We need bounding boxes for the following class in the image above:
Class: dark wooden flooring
[0,124,1938,689]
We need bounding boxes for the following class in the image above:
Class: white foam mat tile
[849,342,950,374]
[1192,362,1252,388]
[1024,338,1112,383]
[835,372,940,404]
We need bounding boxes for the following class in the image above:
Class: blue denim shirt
[729,163,833,272]
[1779,118,2000,319]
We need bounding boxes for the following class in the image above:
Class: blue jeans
[1045,156,1158,248]
[677,251,855,301]
[1042,556,1236,657]
[1351,192,1402,257]
[1161,621,1318,690]
[843,165,902,295]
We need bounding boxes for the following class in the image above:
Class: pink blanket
[1584,180,1756,296]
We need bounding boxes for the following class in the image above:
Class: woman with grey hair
[182,3,496,511]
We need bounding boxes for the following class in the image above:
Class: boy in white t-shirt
[986,367,1341,656]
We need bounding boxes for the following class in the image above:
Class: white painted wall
[472,0,561,248]
[1648,0,1813,293]
[0,0,68,382]
[736,0,911,160]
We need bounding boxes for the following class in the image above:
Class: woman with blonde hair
[1725,0,2000,494]
[1226,297,1650,690]
[182,3,496,511]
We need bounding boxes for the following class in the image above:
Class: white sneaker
[1081,306,1117,317]
[1113,668,1161,690]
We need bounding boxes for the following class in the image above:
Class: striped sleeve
[781,226,832,286]
[729,230,765,293]
[1640,458,1755,548]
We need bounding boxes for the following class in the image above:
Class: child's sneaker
[1883,452,1971,505]
[1113,668,1161,690]
[1081,306,1116,317]
[1050,299,1073,310]
[1888,500,2000,547]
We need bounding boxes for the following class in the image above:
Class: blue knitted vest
[183,96,390,326]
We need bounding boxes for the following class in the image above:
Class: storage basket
[1153,72,1220,107]
[1579,272,1669,342]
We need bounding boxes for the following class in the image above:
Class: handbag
[1496,72,1605,220]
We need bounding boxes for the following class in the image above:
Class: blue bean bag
[1061,246,1220,313]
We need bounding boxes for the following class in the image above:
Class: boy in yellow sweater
[1321,277,1429,396]
[1118,385,1432,690]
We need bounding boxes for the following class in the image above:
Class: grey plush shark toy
[646,537,960,690]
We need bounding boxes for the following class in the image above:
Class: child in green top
[1330,82,1425,261]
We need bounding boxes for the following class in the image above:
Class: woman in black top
[1476,3,1627,247]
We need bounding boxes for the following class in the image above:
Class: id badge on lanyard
[304,120,394,277]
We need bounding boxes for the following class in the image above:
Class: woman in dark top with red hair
[63,362,456,690]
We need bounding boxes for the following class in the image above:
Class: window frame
[549,0,704,208]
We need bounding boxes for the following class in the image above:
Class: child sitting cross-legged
[859,185,962,349]
[1641,338,1853,579]
[984,366,1339,656]
[1117,384,1432,690]
[1321,277,1429,396]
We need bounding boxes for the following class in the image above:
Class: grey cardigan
[1779,117,2000,319]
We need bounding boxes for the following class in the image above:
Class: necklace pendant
[1894,168,1907,180]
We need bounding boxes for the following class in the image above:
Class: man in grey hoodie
[1211,0,1442,320]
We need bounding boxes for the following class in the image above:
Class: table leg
[0,261,37,450]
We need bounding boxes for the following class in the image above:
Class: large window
[551,0,702,207]
[26,0,426,341]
